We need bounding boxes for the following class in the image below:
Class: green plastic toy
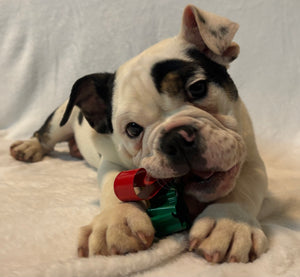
[147,187,188,237]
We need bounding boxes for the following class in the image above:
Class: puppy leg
[78,165,155,256]
[68,137,83,159]
[78,203,154,256]
[189,161,269,263]
[10,101,75,162]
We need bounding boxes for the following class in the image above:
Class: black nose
[160,125,198,160]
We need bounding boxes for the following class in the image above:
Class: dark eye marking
[187,80,207,100]
[151,60,192,93]
[187,48,238,101]
[151,48,238,102]
[151,60,207,101]
[126,122,144,138]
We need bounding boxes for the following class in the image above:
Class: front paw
[189,204,268,263]
[10,138,46,162]
[78,203,155,257]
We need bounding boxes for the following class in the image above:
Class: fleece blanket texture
[1,136,300,277]
[1,1,300,277]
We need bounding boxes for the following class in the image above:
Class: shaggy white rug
[1,131,299,277]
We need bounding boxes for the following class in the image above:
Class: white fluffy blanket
[1,134,300,277]
[1,1,300,276]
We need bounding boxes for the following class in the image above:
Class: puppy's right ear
[60,73,115,133]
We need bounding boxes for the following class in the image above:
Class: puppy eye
[126,122,144,138]
[187,80,207,100]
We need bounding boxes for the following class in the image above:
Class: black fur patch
[151,49,238,101]
[151,60,196,95]
[78,111,83,125]
[33,110,55,143]
[187,48,238,100]
[60,73,115,134]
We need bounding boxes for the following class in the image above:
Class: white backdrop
[1,0,300,146]
[1,1,300,277]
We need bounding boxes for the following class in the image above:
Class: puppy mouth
[136,163,240,202]
[178,164,240,194]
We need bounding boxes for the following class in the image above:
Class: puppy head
[62,6,246,203]
[111,6,244,202]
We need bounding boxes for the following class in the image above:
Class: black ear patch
[60,73,115,133]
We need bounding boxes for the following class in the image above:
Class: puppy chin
[184,164,241,202]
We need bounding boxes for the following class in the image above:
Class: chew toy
[114,168,188,237]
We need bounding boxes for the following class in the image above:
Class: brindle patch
[160,72,184,97]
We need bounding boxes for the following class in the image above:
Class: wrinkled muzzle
[140,114,246,202]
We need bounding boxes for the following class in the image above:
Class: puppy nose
[160,125,198,158]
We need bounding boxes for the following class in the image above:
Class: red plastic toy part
[114,168,165,201]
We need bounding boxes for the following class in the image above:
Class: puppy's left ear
[60,73,114,133]
[180,5,240,66]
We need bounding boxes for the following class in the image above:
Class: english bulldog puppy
[10,5,268,263]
